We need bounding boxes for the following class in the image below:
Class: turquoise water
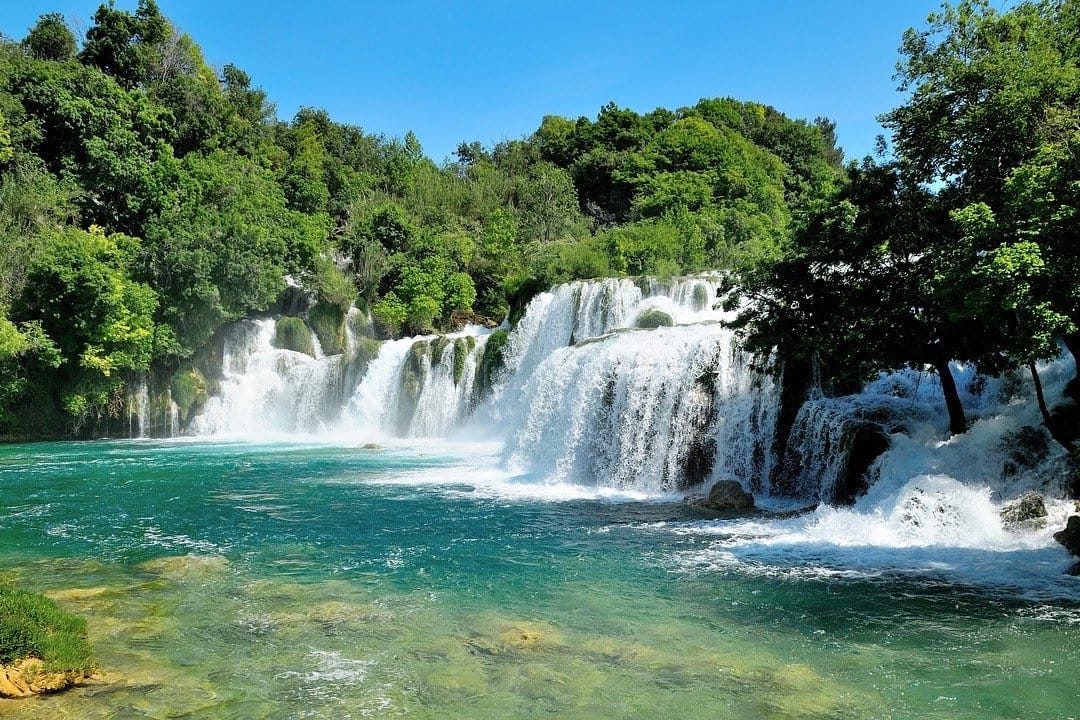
[0,440,1078,719]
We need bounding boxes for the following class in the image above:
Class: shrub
[273,317,314,356]
[634,309,674,329]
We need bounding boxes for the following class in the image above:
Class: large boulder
[691,479,754,513]
[1054,515,1080,556]
[999,492,1048,527]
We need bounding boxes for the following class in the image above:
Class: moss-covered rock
[476,330,509,397]
[308,302,346,356]
[171,368,208,426]
[273,317,315,357]
[430,336,452,364]
[453,336,477,386]
[403,341,431,400]
[691,283,709,311]
[634,309,674,329]
[999,492,1048,527]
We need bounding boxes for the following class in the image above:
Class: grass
[0,583,94,673]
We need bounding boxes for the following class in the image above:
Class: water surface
[0,440,1077,719]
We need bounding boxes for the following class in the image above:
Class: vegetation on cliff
[0,0,843,436]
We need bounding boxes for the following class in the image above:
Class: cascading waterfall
[340,332,485,438]
[183,274,1080,548]
[190,319,358,436]
[498,322,775,491]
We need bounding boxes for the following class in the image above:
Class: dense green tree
[22,13,77,62]
[11,225,155,425]
[141,151,328,355]
[79,0,169,89]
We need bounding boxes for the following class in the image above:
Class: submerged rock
[999,492,1048,527]
[689,479,754,513]
[1054,515,1080,556]
[1068,561,1080,577]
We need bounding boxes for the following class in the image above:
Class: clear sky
[0,1,953,164]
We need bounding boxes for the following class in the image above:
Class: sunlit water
[1,440,1078,719]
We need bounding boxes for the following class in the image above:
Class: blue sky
[1,1,951,163]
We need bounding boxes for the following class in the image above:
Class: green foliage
[80,0,169,89]
[0,581,93,673]
[170,367,207,420]
[309,301,346,355]
[476,330,509,396]
[12,225,156,426]
[634,309,674,329]
[23,13,77,62]
[142,150,328,355]
[273,316,315,357]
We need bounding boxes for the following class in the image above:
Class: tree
[881,0,1080,441]
[12,225,156,425]
[80,0,169,89]
[22,13,77,62]
[733,161,978,435]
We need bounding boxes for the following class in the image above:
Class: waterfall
[184,277,771,492]
[497,323,775,491]
[340,332,486,438]
[183,276,1077,511]
[125,376,150,438]
[190,319,358,436]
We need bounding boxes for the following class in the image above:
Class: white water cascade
[189,319,356,436]
[185,277,1079,524]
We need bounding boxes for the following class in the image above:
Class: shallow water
[0,440,1078,719]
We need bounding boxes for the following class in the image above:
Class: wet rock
[690,479,754,513]
[1055,516,1080,556]
[362,443,382,450]
[1067,561,1080,577]
[273,317,315,357]
[999,492,1048,527]
[834,423,890,505]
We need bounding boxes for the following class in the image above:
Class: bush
[273,317,315,356]
[308,302,346,355]
[170,368,208,421]
[476,330,509,396]
[0,583,94,673]
[634,309,674,329]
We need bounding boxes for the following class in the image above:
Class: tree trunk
[1030,360,1077,454]
[932,354,967,435]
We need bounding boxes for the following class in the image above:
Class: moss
[273,316,315,357]
[308,302,346,356]
[402,340,430,399]
[691,283,709,311]
[634,309,674,329]
[352,337,381,374]
[633,276,652,295]
[0,582,93,674]
[453,336,476,386]
[476,330,509,397]
[170,368,208,422]
[430,336,452,363]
